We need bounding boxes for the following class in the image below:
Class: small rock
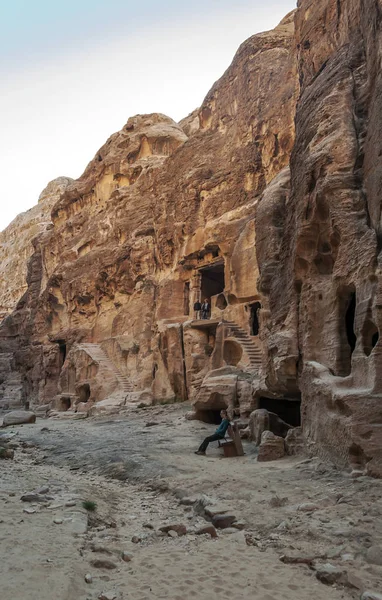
[257,431,285,462]
[220,527,238,535]
[0,447,14,459]
[159,523,187,536]
[91,544,113,555]
[350,469,364,478]
[179,497,197,506]
[85,574,93,584]
[365,545,382,566]
[232,520,246,530]
[269,495,288,508]
[204,505,231,518]
[168,530,178,538]
[326,545,346,559]
[65,500,76,507]
[142,522,154,529]
[298,502,320,512]
[131,535,141,544]
[23,508,36,515]
[98,592,117,600]
[21,493,52,503]
[53,518,63,525]
[91,559,117,570]
[195,525,218,538]
[121,551,133,563]
[361,593,382,600]
[315,563,348,586]
[212,514,236,529]
[34,486,49,495]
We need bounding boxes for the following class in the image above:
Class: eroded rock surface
[1,2,382,476]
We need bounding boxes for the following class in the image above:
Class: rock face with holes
[256,0,382,476]
[0,13,297,414]
[1,2,382,476]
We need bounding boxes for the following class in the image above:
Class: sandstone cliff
[1,3,382,477]
[257,0,382,476]
[0,177,73,320]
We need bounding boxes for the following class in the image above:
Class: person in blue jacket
[195,409,230,455]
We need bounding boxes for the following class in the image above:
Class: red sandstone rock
[257,431,285,462]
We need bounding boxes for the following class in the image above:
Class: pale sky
[0,0,296,232]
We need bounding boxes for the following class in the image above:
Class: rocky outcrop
[0,177,73,321]
[256,0,382,476]
[0,14,297,414]
[1,2,382,476]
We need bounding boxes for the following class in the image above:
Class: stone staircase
[224,321,262,368]
[78,343,134,393]
[0,352,23,409]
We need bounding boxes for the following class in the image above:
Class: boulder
[257,431,285,462]
[2,410,36,427]
[249,409,292,446]
[285,426,304,455]
[365,545,382,567]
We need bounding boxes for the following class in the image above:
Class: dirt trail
[1,403,382,600]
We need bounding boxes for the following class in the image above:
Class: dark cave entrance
[362,315,379,357]
[57,340,67,369]
[200,261,225,303]
[195,409,223,425]
[345,292,357,355]
[259,397,301,427]
[78,383,91,404]
[60,396,71,411]
[249,302,261,336]
[337,288,357,376]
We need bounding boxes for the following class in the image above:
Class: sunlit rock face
[2,2,382,477]
[0,13,297,415]
[0,177,73,321]
[257,0,382,476]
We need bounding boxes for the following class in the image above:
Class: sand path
[1,403,382,600]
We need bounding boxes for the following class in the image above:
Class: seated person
[195,409,230,456]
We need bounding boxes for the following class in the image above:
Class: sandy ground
[1,402,382,600]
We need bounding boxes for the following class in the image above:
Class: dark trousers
[201,310,209,319]
[198,433,224,452]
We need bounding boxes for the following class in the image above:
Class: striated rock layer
[1,2,382,476]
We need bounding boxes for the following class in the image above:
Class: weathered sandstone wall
[0,12,297,414]
[257,0,382,476]
[1,2,382,476]
[0,177,73,320]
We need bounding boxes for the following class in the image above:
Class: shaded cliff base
[1,404,382,600]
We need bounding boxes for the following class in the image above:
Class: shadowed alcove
[200,261,225,301]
